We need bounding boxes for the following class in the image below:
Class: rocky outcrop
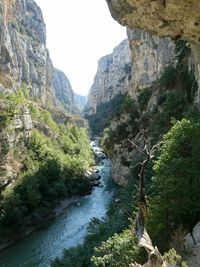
[128,28,175,93]
[106,0,200,103]
[86,31,174,185]
[0,104,33,186]
[0,0,53,104]
[0,0,84,194]
[184,222,200,267]
[85,31,175,117]
[106,0,200,44]
[0,0,78,112]
[52,68,76,113]
[85,39,132,114]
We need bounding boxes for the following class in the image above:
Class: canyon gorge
[0,0,200,267]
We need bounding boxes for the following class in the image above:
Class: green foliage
[160,65,177,89]
[138,88,152,111]
[0,112,94,239]
[51,160,143,267]
[159,40,197,103]
[29,102,40,119]
[9,83,29,107]
[91,229,139,267]
[86,93,131,135]
[175,40,198,102]
[163,248,188,267]
[0,84,30,128]
[40,110,59,132]
[148,119,200,251]
[149,90,189,141]
[183,105,200,122]
[101,96,139,157]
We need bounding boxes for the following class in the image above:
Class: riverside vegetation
[52,41,199,266]
[0,85,94,243]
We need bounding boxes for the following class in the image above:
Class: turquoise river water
[0,141,115,267]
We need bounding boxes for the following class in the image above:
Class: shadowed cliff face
[0,0,53,104]
[85,32,174,117]
[85,39,132,115]
[106,0,200,44]
[106,0,200,103]
[52,68,77,113]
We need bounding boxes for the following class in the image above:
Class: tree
[150,119,200,246]
[91,229,139,267]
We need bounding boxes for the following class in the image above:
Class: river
[0,140,115,267]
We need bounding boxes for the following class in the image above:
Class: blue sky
[34,0,126,96]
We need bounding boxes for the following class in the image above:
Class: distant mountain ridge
[74,94,87,111]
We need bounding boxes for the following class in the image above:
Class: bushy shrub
[91,229,140,267]
[163,248,188,267]
[138,88,152,111]
[0,108,94,239]
[148,119,200,251]
[160,65,177,89]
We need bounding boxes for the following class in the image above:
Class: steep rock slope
[0,0,77,111]
[85,32,174,117]
[0,0,53,104]
[106,0,200,44]
[0,0,86,187]
[106,0,200,103]
[74,93,87,111]
[85,39,132,115]
[85,30,174,185]
[100,2,200,266]
[52,68,77,113]
[128,28,174,93]
[0,0,93,247]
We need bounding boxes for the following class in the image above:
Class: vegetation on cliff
[51,40,200,266]
[0,86,94,241]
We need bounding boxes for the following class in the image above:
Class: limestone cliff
[0,0,78,111]
[85,31,174,118]
[74,93,87,111]
[0,0,53,104]
[103,1,200,266]
[85,39,132,115]
[106,0,200,44]
[0,0,82,193]
[52,68,77,113]
[128,28,175,93]
[85,31,174,185]
[106,0,200,103]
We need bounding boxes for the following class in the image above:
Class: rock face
[106,0,200,103]
[85,32,174,117]
[0,0,81,190]
[184,222,200,267]
[74,93,87,111]
[85,39,132,114]
[0,104,33,185]
[106,0,200,44]
[0,0,78,111]
[52,68,76,113]
[0,0,53,104]
[85,31,174,185]
[128,28,175,93]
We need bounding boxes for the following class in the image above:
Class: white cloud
[34,0,126,95]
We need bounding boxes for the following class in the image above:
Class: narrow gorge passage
[0,141,116,267]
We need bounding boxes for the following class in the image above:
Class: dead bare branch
[128,138,164,267]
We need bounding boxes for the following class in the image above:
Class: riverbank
[0,140,104,253]
[0,141,114,267]
[0,196,81,252]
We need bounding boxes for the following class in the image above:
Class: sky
[34,0,126,96]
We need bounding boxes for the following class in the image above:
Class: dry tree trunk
[128,139,168,267]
